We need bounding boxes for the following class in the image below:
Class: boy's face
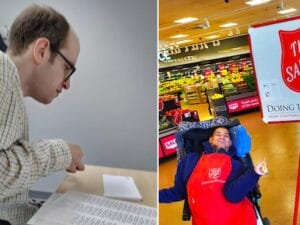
[209,127,232,151]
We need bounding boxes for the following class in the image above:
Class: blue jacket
[159,142,260,203]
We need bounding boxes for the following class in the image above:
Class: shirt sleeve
[223,158,260,203]
[159,153,200,203]
[159,159,187,203]
[0,79,72,199]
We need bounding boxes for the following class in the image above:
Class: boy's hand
[254,160,268,176]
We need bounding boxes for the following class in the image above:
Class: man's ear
[32,38,50,64]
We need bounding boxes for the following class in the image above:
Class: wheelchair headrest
[229,125,251,157]
[178,116,240,132]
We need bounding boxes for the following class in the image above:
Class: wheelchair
[176,116,270,225]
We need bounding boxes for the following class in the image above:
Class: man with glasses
[0,4,84,225]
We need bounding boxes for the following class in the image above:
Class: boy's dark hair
[8,4,70,61]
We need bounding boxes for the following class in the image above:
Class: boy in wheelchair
[159,117,268,225]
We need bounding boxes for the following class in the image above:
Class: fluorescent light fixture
[174,17,198,24]
[245,0,271,6]
[278,8,297,14]
[231,47,242,51]
[170,34,189,39]
[176,40,192,45]
[206,35,220,40]
[219,23,238,28]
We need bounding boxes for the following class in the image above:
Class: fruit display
[165,108,199,125]
[242,72,256,89]
[211,93,224,99]
[159,75,202,96]
[159,115,176,131]
[159,95,180,113]
[230,73,244,83]
[159,95,199,131]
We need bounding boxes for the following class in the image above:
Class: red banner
[279,29,300,92]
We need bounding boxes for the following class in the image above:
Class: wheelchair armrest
[182,199,191,221]
[251,184,262,199]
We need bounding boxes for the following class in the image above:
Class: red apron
[187,153,257,225]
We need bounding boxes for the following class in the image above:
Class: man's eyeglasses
[54,49,76,81]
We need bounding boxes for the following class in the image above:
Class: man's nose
[62,79,71,90]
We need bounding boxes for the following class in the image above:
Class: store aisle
[159,105,300,225]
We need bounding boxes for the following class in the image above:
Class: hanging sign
[249,16,300,123]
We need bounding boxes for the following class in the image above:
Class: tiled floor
[159,103,300,225]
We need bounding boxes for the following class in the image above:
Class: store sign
[227,96,260,113]
[160,134,177,156]
[249,16,300,123]
[279,29,300,92]
[158,50,171,62]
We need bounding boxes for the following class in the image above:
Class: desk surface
[56,165,157,208]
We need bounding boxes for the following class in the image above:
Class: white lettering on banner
[229,103,238,110]
[286,59,300,83]
[202,179,225,185]
[164,139,177,150]
[290,39,300,57]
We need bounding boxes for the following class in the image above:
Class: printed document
[27,191,157,225]
[103,174,142,201]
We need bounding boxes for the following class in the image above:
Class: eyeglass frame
[53,49,76,81]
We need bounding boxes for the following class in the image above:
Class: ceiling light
[170,34,189,39]
[245,0,272,6]
[219,23,238,28]
[174,17,199,24]
[175,40,192,45]
[231,47,242,51]
[278,8,297,14]
[206,35,220,40]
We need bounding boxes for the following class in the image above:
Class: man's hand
[66,144,85,173]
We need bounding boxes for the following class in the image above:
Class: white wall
[0,0,157,192]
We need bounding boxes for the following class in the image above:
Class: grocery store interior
[158,1,300,225]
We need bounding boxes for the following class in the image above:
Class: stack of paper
[103,174,142,201]
[27,191,157,225]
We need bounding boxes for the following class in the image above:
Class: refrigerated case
[159,128,178,159]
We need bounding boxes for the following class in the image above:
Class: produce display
[159,75,202,96]
[159,115,175,130]
[211,93,224,99]
[159,56,258,118]
[159,94,199,131]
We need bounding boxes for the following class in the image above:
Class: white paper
[103,174,142,201]
[27,191,157,225]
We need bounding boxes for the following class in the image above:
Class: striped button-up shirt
[0,52,72,225]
